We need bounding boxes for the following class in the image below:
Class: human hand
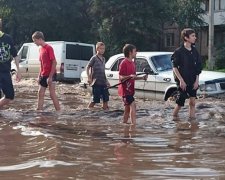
[143,74,148,81]
[37,76,40,84]
[106,81,110,87]
[129,74,137,79]
[15,71,22,82]
[47,77,53,85]
[193,81,199,90]
[88,77,92,85]
[180,80,187,91]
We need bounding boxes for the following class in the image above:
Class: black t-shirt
[0,33,17,73]
[171,45,202,86]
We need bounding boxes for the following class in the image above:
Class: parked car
[80,52,225,100]
[11,41,95,81]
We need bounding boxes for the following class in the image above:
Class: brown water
[0,79,225,180]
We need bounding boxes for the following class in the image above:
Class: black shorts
[176,86,197,106]
[0,72,14,100]
[39,74,57,88]
[91,84,109,103]
[122,95,135,106]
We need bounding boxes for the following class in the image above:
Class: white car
[80,52,225,100]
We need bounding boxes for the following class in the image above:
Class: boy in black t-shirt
[171,28,202,119]
[0,18,21,108]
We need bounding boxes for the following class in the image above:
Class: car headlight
[199,83,217,92]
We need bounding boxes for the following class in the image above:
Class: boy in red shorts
[118,44,148,125]
[32,31,60,111]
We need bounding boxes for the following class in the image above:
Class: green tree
[91,0,174,56]
[0,0,93,45]
[0,0,206,57]
[170,0,206,29]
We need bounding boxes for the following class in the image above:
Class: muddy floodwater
[0,79,225,180]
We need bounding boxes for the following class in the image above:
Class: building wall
[162,23,180,52]
[162,0,225,57]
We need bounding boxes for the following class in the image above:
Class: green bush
[215,43,225,69]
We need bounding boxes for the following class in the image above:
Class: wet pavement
[0,78,225,179]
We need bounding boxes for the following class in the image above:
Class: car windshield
[151,54,172,72]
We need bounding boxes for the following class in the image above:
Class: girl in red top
[118,44,147,125]
[32,31,60,111]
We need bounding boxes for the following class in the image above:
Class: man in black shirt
[0,18,21,108]
[171,28,202,119]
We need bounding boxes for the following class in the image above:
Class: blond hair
[32,31,45,40]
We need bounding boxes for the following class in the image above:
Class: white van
[12,41,95,81]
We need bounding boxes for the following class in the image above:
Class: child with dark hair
[171,28,202,119]
[118,44,148,125]
[0,18,21,108]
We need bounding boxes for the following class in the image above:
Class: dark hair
[123,44,136,58]
[181,28,195,41]
[32,31,45,40]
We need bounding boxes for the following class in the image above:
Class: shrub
[215,43,225,69]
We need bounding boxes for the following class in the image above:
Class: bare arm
[46,60,57,85]
[14,56,22,82]
[135,75,148,80]
[173,67,186,91]
[86,65,93,85]
[86,65,91,79]
[49,60,57,78]
[193,75,199,90]
[173,67,184,82]
[119,74,135,81]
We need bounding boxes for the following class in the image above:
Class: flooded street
[0,79,225,180]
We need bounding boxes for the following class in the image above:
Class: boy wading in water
[118,44,148,125]
[0,18,21,108]
[32,31,60,111]
[171,28,202,119]
[86,42,110,110]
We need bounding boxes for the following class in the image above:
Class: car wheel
[165,88,178,101]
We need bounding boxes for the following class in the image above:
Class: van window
[21,46,28,59]
[66,44,93,61]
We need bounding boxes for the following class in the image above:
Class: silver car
[80,52,225,100]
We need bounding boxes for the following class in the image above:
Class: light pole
[208,0,215,70]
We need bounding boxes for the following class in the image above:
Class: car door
[105,57,124,87]
[150,54,174,94]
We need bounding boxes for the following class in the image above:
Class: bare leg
[49,83,60,111]
[0,97,11,109]
[123,105,130,123]
[173,104,181,117]
[102,102,109,110]
[130,101,136,125]
[189,97,196,118]
[88,102,95,109]
[37,86,46,111]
